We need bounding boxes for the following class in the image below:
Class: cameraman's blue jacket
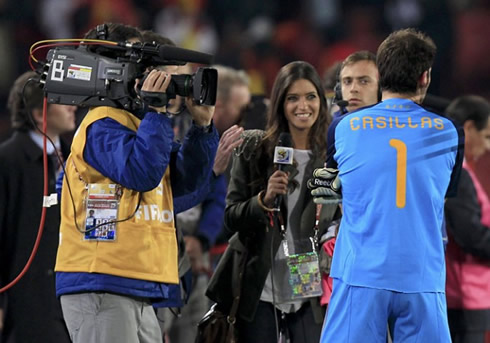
[56,108,218,306]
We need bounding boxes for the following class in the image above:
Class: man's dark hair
[7,71,44,131]
[340,50,376,74]
[140,30,175,46]
[446,95,490,130]
[83,23,142,56]
[377,28,436,94]
[84,22,142,42]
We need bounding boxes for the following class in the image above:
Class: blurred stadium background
[0,0,488,187]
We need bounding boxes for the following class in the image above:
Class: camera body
[42,43,217,111]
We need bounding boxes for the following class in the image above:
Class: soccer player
[312,28,464,342]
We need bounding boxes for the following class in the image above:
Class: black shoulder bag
[195,248,248,343]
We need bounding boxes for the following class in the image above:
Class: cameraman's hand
[307,167,342,204]
[185,97,214,127]
[140,69,172,113]
[213,125,243,175]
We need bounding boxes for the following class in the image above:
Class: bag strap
[227,249,248,325]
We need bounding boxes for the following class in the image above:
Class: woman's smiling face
[283,78,320,135]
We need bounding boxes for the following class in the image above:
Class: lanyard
[267,202,321,250]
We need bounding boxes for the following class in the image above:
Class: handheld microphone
[273,132,294,210]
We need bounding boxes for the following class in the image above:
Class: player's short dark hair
[377,28,436,94]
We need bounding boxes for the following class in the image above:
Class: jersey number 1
[389,139,406,208]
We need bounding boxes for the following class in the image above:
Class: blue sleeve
[56,164,65,201]
[173,172,218,214]
[84,112,174,192]
[196,174,227,247]
[170,123,219,198]
[326,114,345,169]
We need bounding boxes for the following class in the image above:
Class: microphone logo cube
[274,146,294,165]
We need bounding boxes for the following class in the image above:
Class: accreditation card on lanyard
[84,183,120,241]
[286,203,323,300]
[272,204,323,303]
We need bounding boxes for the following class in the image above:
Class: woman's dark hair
[263,61,329,160]
[446,95,490,130]
[377,28,436,94]
[247,61,329,189]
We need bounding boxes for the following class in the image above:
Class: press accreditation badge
[281,238,322,302]
[287,249,322,300]
[84,183,120,241]
[272,238,323,303]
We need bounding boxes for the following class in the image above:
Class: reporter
[207,61,340,343]
[54,23,218,343]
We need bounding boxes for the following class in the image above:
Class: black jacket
[0,131,71,342]
[445,168,490,259]
[207,130,339,323]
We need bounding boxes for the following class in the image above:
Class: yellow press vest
[55,106,179,284]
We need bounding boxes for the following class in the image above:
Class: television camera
[39,41,217,111]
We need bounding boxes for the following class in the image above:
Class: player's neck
[381,91,424,104]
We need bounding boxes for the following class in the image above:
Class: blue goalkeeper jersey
[327,98,463,292]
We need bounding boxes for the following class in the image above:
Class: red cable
[0,97,49,293]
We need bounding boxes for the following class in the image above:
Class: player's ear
[419,69,431,88]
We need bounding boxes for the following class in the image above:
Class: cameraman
[54,23,218,343]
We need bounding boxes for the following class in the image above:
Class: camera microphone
[158,45,214,65]
[273,132,294,210]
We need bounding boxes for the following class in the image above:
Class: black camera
[41,42,217,110]
[138,67,217,108]
[166,69,217,105]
